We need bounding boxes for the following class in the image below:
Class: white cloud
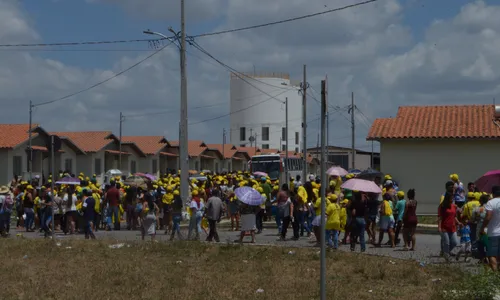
[3,0,500,154]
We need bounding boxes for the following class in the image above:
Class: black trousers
[206,219,220,242]
[281,216,291,239]
[256,209,264,231]
[292,212,300,239]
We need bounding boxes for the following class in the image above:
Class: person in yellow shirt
[462,192,481,242]
[326,194,340,249]
[92,189,102,232]
[256,186,266,234]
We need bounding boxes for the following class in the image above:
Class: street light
[143,1,188,204]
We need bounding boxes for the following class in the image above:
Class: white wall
[59,142,77,174]
[380,139,500,215]
[230,75,302,151]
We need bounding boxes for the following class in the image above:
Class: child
[456,219,472,262]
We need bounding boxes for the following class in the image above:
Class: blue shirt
[395,199,406,221]
[459,225,471,243]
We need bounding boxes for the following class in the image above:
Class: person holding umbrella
[235,186,263,243]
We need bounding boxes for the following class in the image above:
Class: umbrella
[475,170,500,193]
[123,175,148,188]
[135,172,156,181]
[234,186,263,206]
[326,166,348,177]
[357,169,384,180]
[55,177,80,185]
[348,169,362,175]
[253,171,268,178]
[341,178,382,194]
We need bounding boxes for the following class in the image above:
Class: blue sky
[2,0,499,152]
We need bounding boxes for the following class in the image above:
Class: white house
[367,104,500,215]
[0,124,84,185]
[122,136,171,177]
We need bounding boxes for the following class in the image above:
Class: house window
[295,132,299,144]
[64,159,73,173]
[13,156,22,176]
[282,127,286,141]
[239,144,246,147]
[131,160,137,174]
[215,163,219,173]
[262,144,269,149]
[195,161,199,171]
[240,127,246,141]
[152,159,158,174]
[282,144,286,151]
[295,147,299,153]
[262,127,269,141]
[94,158,102,175]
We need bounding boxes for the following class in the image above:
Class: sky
[0,0,499,153]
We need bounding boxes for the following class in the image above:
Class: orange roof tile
[122,136,168,155]
[259,148,280,155]
[236,146,260,157]
[367,105,500,140]
[51,131,115,152]
[168,140,207,157]
[205,144,238,159]
[0,124,41,149]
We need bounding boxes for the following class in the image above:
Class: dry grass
[0,239,461,300]
[418,215,438,225]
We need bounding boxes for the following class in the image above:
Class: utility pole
[119,112,124,171]
[50,135,55,239]
[222,128,226,171]
[179,0,189,203]
[301,65,307,182]
[254,133,257,154]
[319,80,327,300]
[326,112,329,168]
[285,97,289,182]
[350,92,356,170]
[28,100,33,181]
[326,75,329,168]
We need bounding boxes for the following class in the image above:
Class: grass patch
[418,215,438,225]
[0,239,462,300]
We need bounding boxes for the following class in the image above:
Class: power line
[193,0,378,38]
[125,101,228,118]
[0,48,157,52]
[189,89,290,126]
[33,41,173,107]
[189,40,296,93]
[0,0,377,48]
[0,37,169,48]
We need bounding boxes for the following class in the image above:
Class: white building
[367,104,500,215]
[230,72,302,153]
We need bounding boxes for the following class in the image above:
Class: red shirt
[438,204,457,232]
[106,187,120,207]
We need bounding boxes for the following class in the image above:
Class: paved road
[10,220,473,267]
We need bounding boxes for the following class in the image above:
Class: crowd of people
[438,174,500,271]
[2,170,500,271]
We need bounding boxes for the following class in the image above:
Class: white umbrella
[326,166,348,177]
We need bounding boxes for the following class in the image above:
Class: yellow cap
[174,190,180,196]
[192,190,199,196]
[26,185,34,190]
[397,191,405,198]
[467,192,475,199]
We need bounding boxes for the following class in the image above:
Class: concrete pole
[319,80,327,300]
[179,0,189,203]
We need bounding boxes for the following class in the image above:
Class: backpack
[278,199,290,218]
[383,200,392,217]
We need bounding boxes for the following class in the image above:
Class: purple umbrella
[234,186,263,206]
[135,173,156,181]
[341,178,382,194]
[475,170,500,193]
[55,177,80,185]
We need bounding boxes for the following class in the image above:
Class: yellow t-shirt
[326,203,341,231]
[462,200,480,220]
